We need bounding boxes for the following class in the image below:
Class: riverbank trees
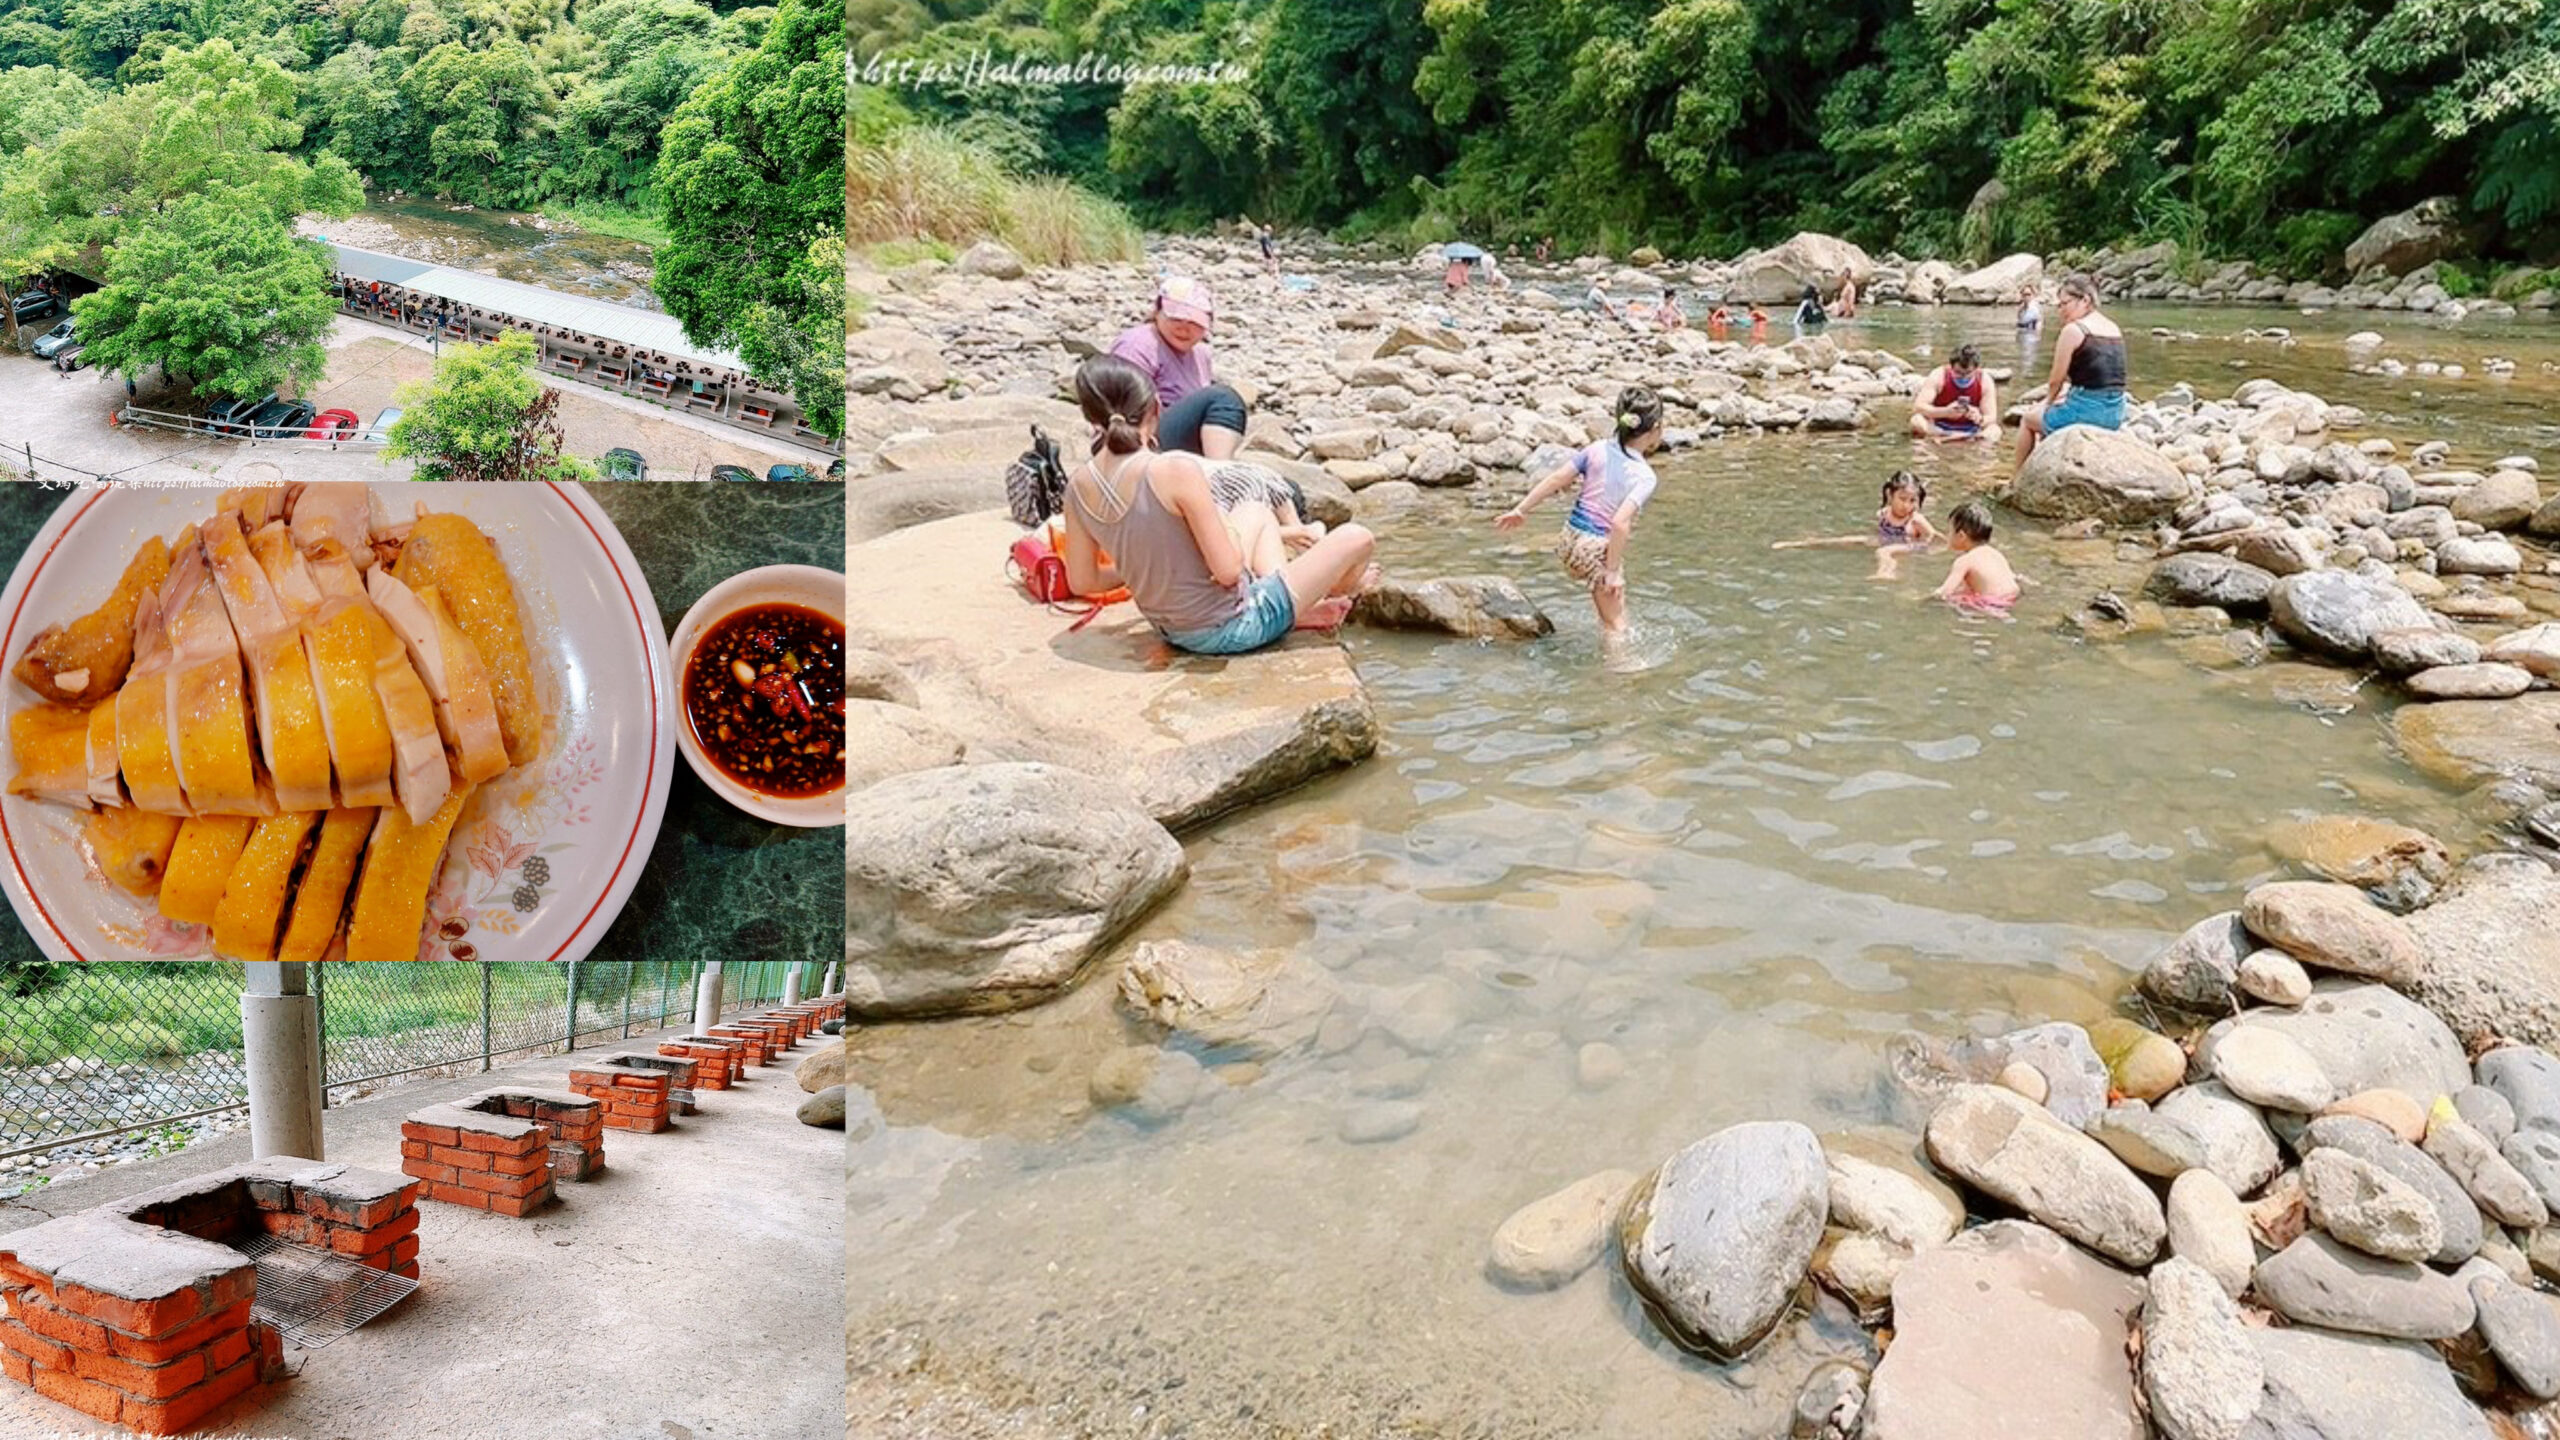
[857,0,2560,273]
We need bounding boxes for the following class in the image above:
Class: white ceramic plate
[668,564,847,827]
[0,482,673,963]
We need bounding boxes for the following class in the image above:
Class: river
[847,298,2560,1437]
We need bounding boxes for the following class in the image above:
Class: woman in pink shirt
[1107,276,1250,460]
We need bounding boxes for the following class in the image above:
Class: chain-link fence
[0,961,817,1163]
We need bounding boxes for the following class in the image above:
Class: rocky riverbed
[850,231,2560,1436]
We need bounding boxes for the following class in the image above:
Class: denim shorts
[1163,572,1296,655]
[2044,387,2126,434]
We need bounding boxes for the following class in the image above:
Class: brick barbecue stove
[0,1157,417,1434]
[568,1057,677,1133]
[401,1089,605,1214]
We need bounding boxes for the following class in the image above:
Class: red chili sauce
[682,603,846,798]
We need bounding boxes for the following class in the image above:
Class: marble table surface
[0,480,845,967]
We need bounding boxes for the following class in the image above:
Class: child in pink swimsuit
[1773,471,1937,578]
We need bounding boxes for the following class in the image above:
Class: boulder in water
[1943,253,2044,305]
[2344,199,2462,276]
[2267,570,2431,662]
[2009,427,2194,524]
[1727,232,1875,304]
[1621,1120,1827,1358]
[1349,574,1554,641]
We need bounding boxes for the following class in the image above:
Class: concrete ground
[0,1019,843,1440]
[0,318,833,482]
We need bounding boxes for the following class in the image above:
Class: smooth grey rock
[1349,574,1555,641]
[1622,1121,1828,1358]
[2212,983,2468,1105]
[2148,554,2278,612]
[2476,1044,2560,1137]
[1825,1152,1960,1251]
[2251,1232,2475,1340]
[2299,1148,2440,1262]
[1115,939,1336,1059]
[2369,626,2480,676]
[795,1085,846,1128]
[1339,1100,1423,1144]
[1946,1022,2112,1130]
[2157,1081,2285,1198]
[2301,1114,2481,1265]
[2142,910,2251,1011]
[2238,950,2313,1007]
[2267,570,2432,662]
[2438,535,2523,576]
[2214,1027,2337,1113]
[1864,1221,2145,1440]
[2451,1083,2517,1144]
[2500,1128,2560,1213]
[2010,426,2195,524]
[2245,1325,2495,1440]
[1924,1086,2166,1265]
[2143,1257,2264,1440]
[1487,1169,1640,1288]
[2424,1107,2549,1227]
[2168,1170,2257,1299]
[2406,865,2560,1053]
[2091,1106,2211,1179]
[847,764,1189,1018]
[2473,1269,2560,1399]
[2404,662,2534,700]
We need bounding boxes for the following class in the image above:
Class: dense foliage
[72,187,344,398]
[857,0,2560,268]
[7,0,773,211]
[385,328,596,479]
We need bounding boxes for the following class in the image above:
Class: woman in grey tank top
[1058,357,1382,656]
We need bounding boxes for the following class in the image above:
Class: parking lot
[0,316,833,481]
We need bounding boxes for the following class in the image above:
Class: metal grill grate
[227,1232,419,1349]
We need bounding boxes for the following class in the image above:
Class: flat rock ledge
[847,511,1378,831]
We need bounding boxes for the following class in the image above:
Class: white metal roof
[327,243,745,373]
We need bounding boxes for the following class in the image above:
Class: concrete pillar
[781,964,803,1008]
[693,962,724,1036]
[242,962,324,1160]
[822,962,840,998]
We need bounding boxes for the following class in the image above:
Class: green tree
[652,0,842,433]
[384,330,596,480]
[70,188,338,399]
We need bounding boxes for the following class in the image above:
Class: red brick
[120,1356,258,1437]
[73,1345,206,1399]
[489,1147,548,1177]
[32,1363,124,1422]
[108,1300,250,1365]
[613,1074,662,1089]
[390,1261,420,1280]
[57,1282,207,1339]
[401,1159,459,1187]
[457,1128,536,1155]
[386,1235,421,1271]
[403,1122,460,1147]
[11,1291,109,1350]
[0,1347,28,1386]
[0,1316,73,1370]
[485,1187,551,1218]
[258,1211,330,1247]
[457,1167,546,1198]
[430,1143,492,1172]
[205,1328,251,1372]
[0,1257,51,1295]
[426,1182,489,1211]
[398,1139,433,1160]
[327,1208,419,1258]
[298,1188,407,1230]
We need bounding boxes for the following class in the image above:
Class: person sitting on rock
[1059,355,1378,656]
[1829,272,1859,319]
[1909,344,2000,441]
[2013,273,2127,468]
[1107,275,1250,460]
[1660,290,1688,329]
[1585,277,1619,319]
[1492,386,1666,654]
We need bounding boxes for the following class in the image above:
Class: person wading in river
[2012,273,2127,467]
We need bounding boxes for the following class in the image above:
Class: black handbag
[1004,425,1070,528]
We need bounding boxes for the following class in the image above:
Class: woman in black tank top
[2014,273,2129,469]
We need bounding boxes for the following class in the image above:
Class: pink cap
[1155,275,1214,328]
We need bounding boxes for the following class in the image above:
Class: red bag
[1006,532,1120,630]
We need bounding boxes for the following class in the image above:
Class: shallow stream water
[312,198,659,305]
[848,302,2560,1438]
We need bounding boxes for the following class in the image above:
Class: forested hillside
[854,0,2560,272]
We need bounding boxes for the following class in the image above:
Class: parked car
[707,464,756,481]
[51,346,86,373]
[244,398,316,439]
[204,394,276,435]
[304,408,361,440]
[764,463,817,481]
[30,319,74,358]
[599,448,648,480]
[11,291,56,324]
[358,406,403,442]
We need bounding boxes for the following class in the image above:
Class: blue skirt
[2045,387,2125,433]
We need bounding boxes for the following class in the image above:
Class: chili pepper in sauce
[682,603,846,798]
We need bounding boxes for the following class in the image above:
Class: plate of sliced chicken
[0,482,672,963]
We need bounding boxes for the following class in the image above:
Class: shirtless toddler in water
[1934,501,2020,613]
